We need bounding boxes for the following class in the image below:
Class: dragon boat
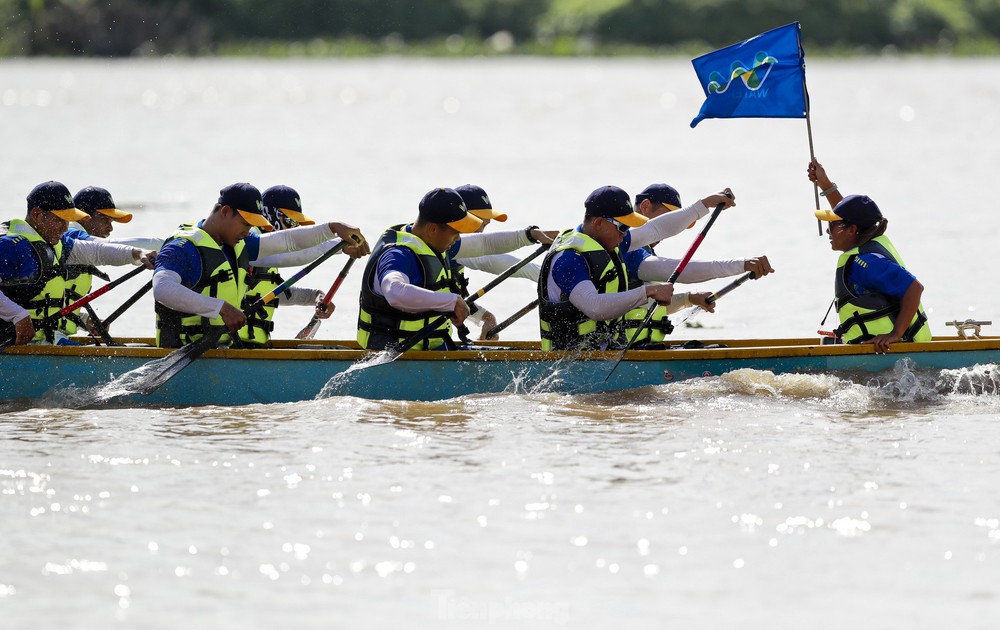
[2,323,997,407]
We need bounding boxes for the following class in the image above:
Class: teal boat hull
[2,337,998,407]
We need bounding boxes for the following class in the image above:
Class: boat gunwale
[2,336,999,362]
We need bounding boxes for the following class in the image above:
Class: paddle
[81,302,115,346]
[484,298,538,340]
[379,243,549,361]
[705,271,756,306]
[671,271,758,329]
[122,239,351,396]
[605,197,730,380]
[295,256,356,340]
[0,264,149,350]
[102,279,153,328]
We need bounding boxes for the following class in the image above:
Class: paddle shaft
[103,279,153,327]
[295,256,356,340]
[705,271,755,306]
[389,243,549,356]
[58,264,148,320]
[82,302,116,346]
[484,298,538,340]
[606,200,729,381]
[247,240,349,315]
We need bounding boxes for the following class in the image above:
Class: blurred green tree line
[3,0,1000,56]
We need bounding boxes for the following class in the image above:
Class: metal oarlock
[945,319,993,339]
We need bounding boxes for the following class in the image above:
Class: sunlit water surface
[2,56,1000,628]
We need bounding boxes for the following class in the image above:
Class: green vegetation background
[3,0,1000,57]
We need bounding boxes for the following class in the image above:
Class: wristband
[819,183,838,197]
[525,225,540,244]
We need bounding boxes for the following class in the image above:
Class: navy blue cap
[455,184,507,222]
[27,181,89,221]
[262,185,315,226]
[418,188,482,233]
[815,194,883,229]
[584,186,647,227]
[635,183,682,210]
[219,183,271,231]
[74,186,132,223]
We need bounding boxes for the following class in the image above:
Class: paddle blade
[124,329,224,396]
[295,315,322,340]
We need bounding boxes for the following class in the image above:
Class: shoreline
[2,37,1000,60]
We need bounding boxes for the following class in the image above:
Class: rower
[809,158,931,353]
[60,186,164,339]
[236,185,336,347]
[357,187,551,350]
[0,181,155,346]
[450,184,555,341]
[537,185,735,351]
[619,182,775,347]
[152,182,369,348]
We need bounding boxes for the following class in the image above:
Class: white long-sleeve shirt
[66,222,166,252]
[638,257,746,284]
[628,200,711,250]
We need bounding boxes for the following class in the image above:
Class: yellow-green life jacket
[237,266,286,346]
[621,244,673,345]
[537,229,627,351]
[0,218,71,343]
[834,234,931,344]
[357,225,455,350]
[154,224,249,348]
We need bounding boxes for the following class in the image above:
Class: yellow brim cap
[50,207,91,222]
[613,211,649,228]
[814,209,842,222]
[279,207,316,226]
[469,208,508,222]
[97,208,133,223]
[238,209,274,231]
[447,213,484,233]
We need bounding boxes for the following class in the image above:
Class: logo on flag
[707,52,779,94]
[690,22,808,128]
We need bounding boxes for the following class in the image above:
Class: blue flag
[690,22,808,128]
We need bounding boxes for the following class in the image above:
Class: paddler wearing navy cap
[809,158,931,353]
[152,182,369,348]
[0,181,156,346]
[357,187,553,350]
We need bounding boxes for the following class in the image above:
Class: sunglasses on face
[607,217,629,234]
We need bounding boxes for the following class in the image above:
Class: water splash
[42,360,166,409]
[864,358,941,403]
[719,368,849,399]
[711,358,1000,410]
[316,350,394,399]
[502,351,590,396]
[936,363,1000,396]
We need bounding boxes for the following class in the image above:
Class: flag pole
[798,27,822,236]
[806,110,822,236]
